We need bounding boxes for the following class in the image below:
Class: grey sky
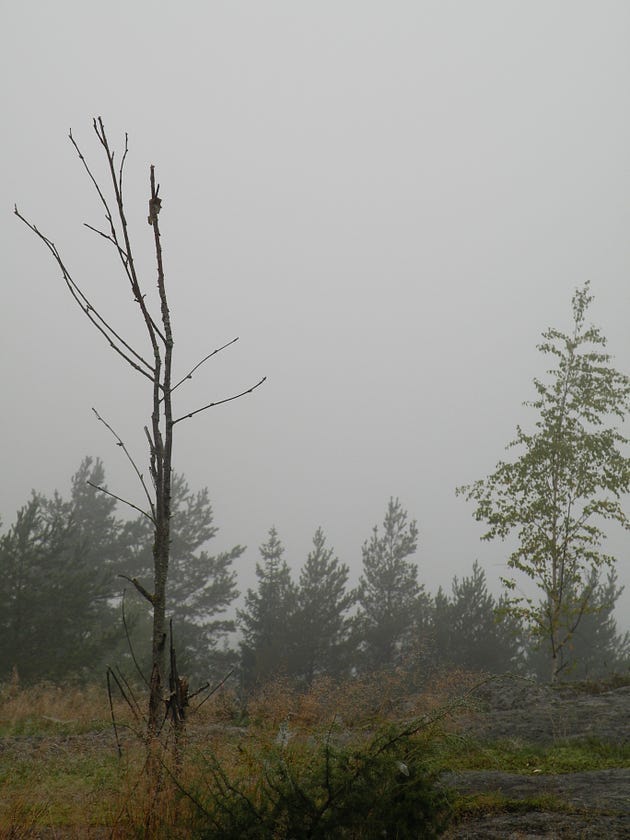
[3,3,630,625]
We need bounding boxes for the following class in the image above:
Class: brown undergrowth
[0,667,480,836]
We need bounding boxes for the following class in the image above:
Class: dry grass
[0,668,481,835]
[243,667,480,733]
[0,669,137,736]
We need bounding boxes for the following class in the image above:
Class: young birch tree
[458,284,630,681]
[15,118,264,735]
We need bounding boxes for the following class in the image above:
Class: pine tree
[0,497,59,681]
[430,587,452,667]
[121,474,241,681]
[67,457,122,571]
[238,527,297,689]
[292,527,355,683]
[526,569,630,680]
[354,499,421,670]
[0,460,120,682]
[429,561,523,674]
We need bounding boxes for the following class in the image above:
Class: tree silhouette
[15,119,264,761]
[354,498,421,669]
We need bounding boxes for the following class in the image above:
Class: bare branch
[92,407,156,519]
[83,222,129,258]
[115,666,146,726]
[149,166,172,359]
[92,117,167,348]
[171,337,240,395]
[87,481,154,522]
[190,669,234,710]
[108,664,145,726]
[14,207,155,382]
[72,121,167,346]
[70,125,136,288]
[172,376,267,426]
[148,164,174,608]
[106,668,123,758]
[69,127,119,242]
[119,573,155,605]
[144,426,158,491]
[118,132,129,198]
[121,591,149,687]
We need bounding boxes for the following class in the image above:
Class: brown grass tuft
[0,667,483,834]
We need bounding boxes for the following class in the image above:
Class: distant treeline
[1,457,628,687]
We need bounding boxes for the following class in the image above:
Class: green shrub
[188,721,452,838]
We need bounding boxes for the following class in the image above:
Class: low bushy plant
[187,718,452,838]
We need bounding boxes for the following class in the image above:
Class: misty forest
[3,112,630,838]
[3,455,630,691]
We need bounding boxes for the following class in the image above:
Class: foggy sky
[2,2,630,627]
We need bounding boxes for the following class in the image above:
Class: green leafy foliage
[458,284,630,680]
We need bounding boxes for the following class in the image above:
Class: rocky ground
[441,678,630,838]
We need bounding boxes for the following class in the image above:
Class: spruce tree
[292,527,355,683]
[0,460,120,682]
[526,569,630,680]
[238,527,297,689]
[121,473,242,680]
[0,497,61,681]
[430,561,523,674]
[354,498,421,670]
[67,457,122,572]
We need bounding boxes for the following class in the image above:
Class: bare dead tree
[15,117,265,741]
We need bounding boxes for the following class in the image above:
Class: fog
[2,2,630,626]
